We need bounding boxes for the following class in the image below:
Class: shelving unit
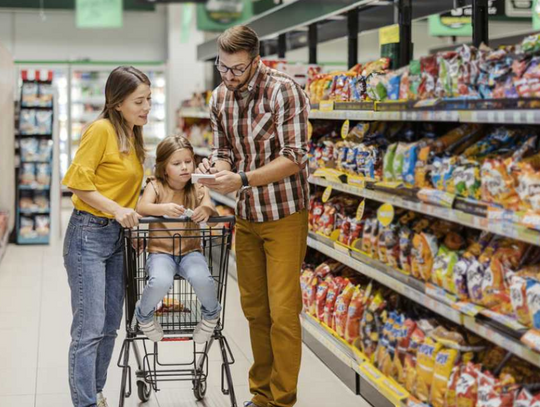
[15,73,55,245]
[191,0,540,403]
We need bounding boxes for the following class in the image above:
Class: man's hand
[196,158,218,175]
[199,170,242,195]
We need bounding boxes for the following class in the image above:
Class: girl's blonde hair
[155,135,198,210]
[99,66,150,163]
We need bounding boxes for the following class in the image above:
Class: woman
[62,66,151,407]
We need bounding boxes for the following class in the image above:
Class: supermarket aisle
[0,208,368,407]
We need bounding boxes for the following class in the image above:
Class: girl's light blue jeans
[135,251,221,323]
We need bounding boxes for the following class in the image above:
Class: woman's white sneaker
[193,318,219,343]
[139,318,164,342]
[97,392,109,407]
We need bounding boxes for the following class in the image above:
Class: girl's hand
[114,207,142,228]
[191,206,213,224]
[162,203,185,218]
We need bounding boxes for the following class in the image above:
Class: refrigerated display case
[70,64,167,178]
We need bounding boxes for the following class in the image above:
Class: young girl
[135,136,221,343]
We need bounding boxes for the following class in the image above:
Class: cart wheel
[137,380,152,402]
[193,379,207,401]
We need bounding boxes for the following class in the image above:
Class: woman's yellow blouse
[62,119,144,219]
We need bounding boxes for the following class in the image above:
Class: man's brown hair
[217,25,260,59]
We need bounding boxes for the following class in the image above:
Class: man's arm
[200,81,309,194]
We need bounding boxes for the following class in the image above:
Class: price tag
[377,203,395,227]
[334,242,351,254]
[319,100,334,112]
[359,362,383,382]
[356,200,365,221]
[413,99,440,108]
[452,301,484,317]
[379,24,400,45]
[480,309,527,332]
[322,186,333,203]
[379,377,410,403]
[425,283,458,306]
[521,329,540,353]
[348,174,366,189]
[341,119,350,139]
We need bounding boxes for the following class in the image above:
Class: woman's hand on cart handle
[113,207,142,228]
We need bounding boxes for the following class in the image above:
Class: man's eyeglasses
[215,57,255,77]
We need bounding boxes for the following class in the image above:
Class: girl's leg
[178,251,221,320]
[135,253,177,323]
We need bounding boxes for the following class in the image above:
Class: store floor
[0,206,369,407]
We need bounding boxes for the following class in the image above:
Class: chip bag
[430,348,460,407]
[415,337,443,402]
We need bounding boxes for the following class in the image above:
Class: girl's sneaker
[193,317,219,343]
[139,318,164,342]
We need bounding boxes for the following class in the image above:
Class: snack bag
[334,283,355,337]
[515,389,534,407]
[430,348,460,407]
[315,277,331,321]
[384,143,398,182]
[392,143,408,183]
[467,259,487,304]
[446,364,462,407]
[360,292,385,362]
[301,267,315,309]
[323,277,347,328]
[526,278,540,329]
[394,318,416,384]
[476,371,516,407]
[399,226,413,274]
[402,143,419,187]
[306,276,319,316]
[456,363,481,407]
[412,233,439,282]
[432,245,459,288]
[415,337,443,402]
[510,275,532,327]
[345,286,366,343]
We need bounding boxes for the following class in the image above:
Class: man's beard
[223,69,252,92]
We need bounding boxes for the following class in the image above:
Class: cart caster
[137,380,152,402]
[193,379,207,401]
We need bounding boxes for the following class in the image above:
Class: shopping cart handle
[138,216,236,224]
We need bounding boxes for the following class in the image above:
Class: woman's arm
[136,182,184,218]
[69,188,141,228]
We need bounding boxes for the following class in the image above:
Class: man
[197,25,310,407]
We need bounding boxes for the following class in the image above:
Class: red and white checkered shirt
[209,62,310,222]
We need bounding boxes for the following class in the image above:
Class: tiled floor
[0,208,370,407]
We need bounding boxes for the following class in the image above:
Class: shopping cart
[117,216,237,407]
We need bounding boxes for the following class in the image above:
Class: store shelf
[301,312,409,407]
[179,109,210,119]
[306,234,463,325]
[308,176,540,246]
[17,235,49,245]
[193,147,211,157]
[307,232,540,367]
[19,208,50,215]
[309,106,540,125]
[19,185,50,191]
[209,191,236,209]
[463,316,540,369]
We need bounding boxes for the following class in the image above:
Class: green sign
[197,0,253,32]
[76,0,123,29]
[534,0,540,29]
[428,14,472,37]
